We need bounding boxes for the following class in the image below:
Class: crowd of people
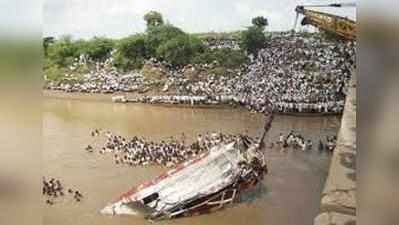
[202,38,240,50]
[87,129,259,168]
[45,54,146,93]
[86,128,337,169]
[237,33,354,114]
[45,32,356,114]
[275,131,313,151]
[273,131,337,152]
[126,94,344,114]
[42,177,83,205]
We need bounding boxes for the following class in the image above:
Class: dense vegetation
[241,16,269,55]
[44,12,268,81]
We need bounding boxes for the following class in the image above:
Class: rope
[301,3,356,8]
[293,12,299,32]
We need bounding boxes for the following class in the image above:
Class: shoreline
[42,90,236,109]
[43,90,342,116]
[43,90,128,102]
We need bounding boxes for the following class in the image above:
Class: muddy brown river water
[43,98,340,225]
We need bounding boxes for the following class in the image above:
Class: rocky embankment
[314,74,356,225]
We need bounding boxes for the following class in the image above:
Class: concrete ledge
[314,212,356,225]
[314,74,356,224]
[321,188,356,215]
[321,143,356,215]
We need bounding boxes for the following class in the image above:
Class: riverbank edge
[43,90,342,116]
[42,90,238,109]
[314,73,356,225]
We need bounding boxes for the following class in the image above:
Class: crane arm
[295,6,356,41]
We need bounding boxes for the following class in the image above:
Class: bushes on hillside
[112,34,147,70]
[145,24,186,56]
[45,36,114,67]
[156,34,206,67]
[111,26,205,69]
[44,11,258,80]
[84,37,114,61]
[156,34,193,67]
[46,36,81,68]
[193,48,248,69]
[43,59,65,81]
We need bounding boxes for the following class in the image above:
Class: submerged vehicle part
[101,140,267,220]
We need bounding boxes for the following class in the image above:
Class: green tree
[84,37,114,61]
[156,34,193,67]
[252,16,268,29]
[189,35,206,54]
[144,11,164,28]
[240,26,266,56]
[46,36,81,67]
[113,34,147,70]
[145,24,185,56]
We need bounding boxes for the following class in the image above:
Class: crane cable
[301,3,356,8]
[292,12,299,32]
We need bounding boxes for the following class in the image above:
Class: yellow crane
[294,3,356,41]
